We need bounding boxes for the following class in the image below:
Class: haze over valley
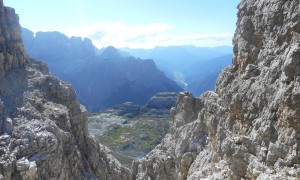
[22,28,233,108]
[21,25,234,163]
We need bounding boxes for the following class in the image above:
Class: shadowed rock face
[74,50,182,111]
[21,27,95,82]
[132,0,300,179]
[0,1,130,179]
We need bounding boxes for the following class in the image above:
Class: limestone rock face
[0,2,130,179]
[104,92,178,118]
[132,0,300,179]
[0,0,28,79]
[145,92,178,110]
[109,102,141,118]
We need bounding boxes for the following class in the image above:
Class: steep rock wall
[0,0,28,79]
[133,0,300,179]
[0,1,130,179]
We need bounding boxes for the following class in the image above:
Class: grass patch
[93,115,171,167]
[285,171,290,177]
[296,171,300,180]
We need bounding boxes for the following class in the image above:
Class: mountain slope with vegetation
[89,92,178,167]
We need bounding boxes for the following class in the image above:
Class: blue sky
[5,0,240,48]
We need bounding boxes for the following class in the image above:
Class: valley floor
[88,112,171,167]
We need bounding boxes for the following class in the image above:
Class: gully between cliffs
[0,0,300,179]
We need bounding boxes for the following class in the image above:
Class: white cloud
[60,22,233,49]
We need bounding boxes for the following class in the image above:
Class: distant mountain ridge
[73,46,182,111]
[22,28,95,81]
[22,29,182,111]
[122,46,232,96]
[122,45,232,72]
[185,54,232,96]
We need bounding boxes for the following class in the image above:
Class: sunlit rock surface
[132,0,300,179]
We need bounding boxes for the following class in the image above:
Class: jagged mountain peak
[21,31,183,111]
[101,46,121,59]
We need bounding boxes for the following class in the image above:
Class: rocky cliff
[0,1,130,179]
[0,1,28,79]
[132,0,300,179]
[145,92,178,110]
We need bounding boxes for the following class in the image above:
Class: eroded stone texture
[0,1,130,179]
[132,0,300,179]
[0,0,28,79]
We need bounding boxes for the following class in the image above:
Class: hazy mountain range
[22,27,232,111]
[73,47,182,111]
[122,46,232,96]
[122,46,232,73]
[22,28,182,111]
[22,28,95,81]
